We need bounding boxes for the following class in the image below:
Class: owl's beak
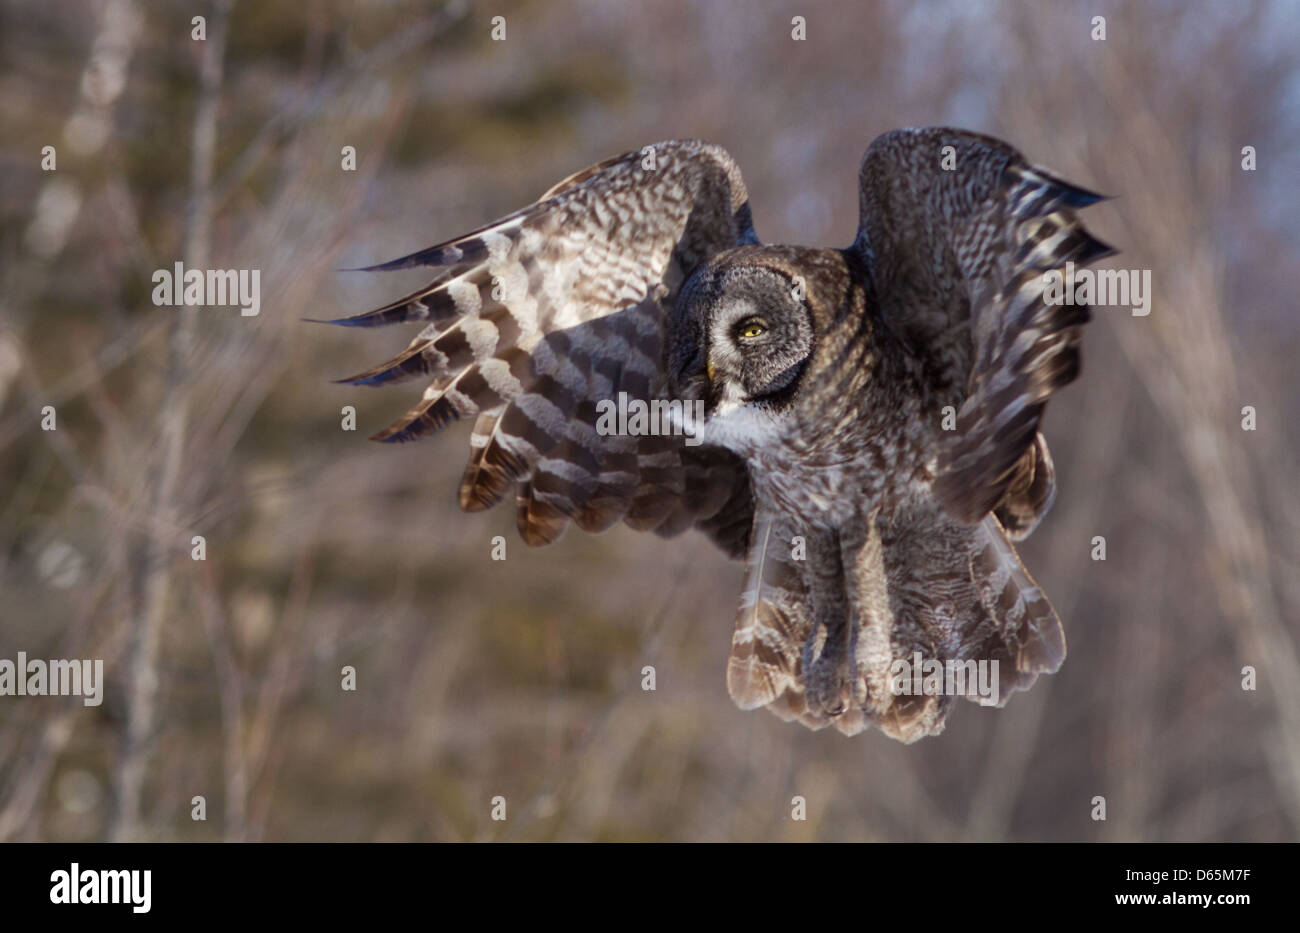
[706,359,716,385]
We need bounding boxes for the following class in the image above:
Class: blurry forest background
[1,0,1298,842]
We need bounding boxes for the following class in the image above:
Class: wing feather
[329,140,758,554]
[854,127,1114,528]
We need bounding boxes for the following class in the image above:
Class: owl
[324,128,1113,743]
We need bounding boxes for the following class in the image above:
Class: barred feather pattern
[855,127,1115,529]
[728,502,1064,743]
[326,141,758,553]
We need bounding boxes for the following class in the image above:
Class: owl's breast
[746,446,891,528]
[743,387,933,527]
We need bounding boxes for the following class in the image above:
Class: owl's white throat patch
[701,398,786,453]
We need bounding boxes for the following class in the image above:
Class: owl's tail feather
[964,514,1066,702]
[726,515,812,711]
[726,508,1064,742]
[830,510,1064,741]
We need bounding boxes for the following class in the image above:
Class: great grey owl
[324,128,1113,743]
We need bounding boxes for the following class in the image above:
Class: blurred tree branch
[110,0,233,842]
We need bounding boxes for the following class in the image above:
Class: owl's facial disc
[702,266,813,413]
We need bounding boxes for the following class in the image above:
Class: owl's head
[670,253,815,432]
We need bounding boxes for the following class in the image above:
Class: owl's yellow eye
[738,319,767,339]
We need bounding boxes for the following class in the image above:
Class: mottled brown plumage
[324,128,1113,742]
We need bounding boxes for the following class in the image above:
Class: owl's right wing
[852,127,1115,535]
[323,141,757,556]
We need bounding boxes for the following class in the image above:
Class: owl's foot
[803,628,853,718]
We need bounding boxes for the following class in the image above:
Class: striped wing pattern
[855,127,1115,533]
[326,141,757,553]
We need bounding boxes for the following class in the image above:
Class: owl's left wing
[324,141,757,555]
[853,127,1115,532]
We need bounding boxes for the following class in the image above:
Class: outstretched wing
[853,127,1115,531]
[325,140,757,555]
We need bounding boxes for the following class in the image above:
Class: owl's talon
[804,647,853,718]
[852,670,870,708]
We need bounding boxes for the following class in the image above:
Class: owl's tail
[725,506,1064,742]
